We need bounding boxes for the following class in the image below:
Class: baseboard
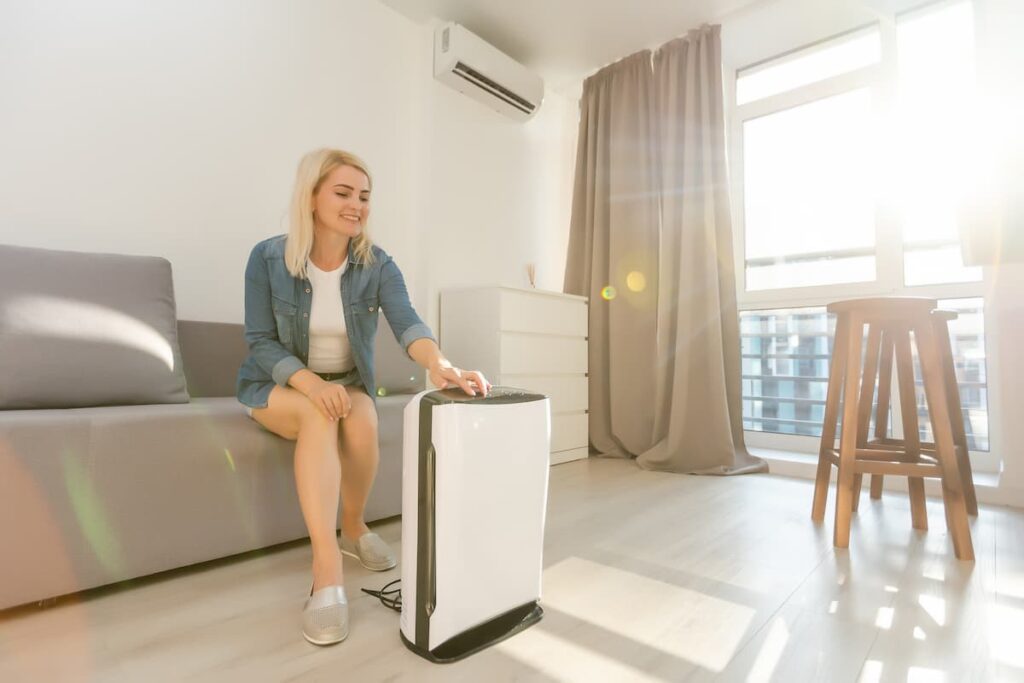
[755,448,1021,510]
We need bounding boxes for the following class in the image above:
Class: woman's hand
[429,360,492,397]
[306,380,352,421]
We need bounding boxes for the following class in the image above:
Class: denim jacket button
[305,288,311,293]
[369,306,375,312]
[303,312,308,318]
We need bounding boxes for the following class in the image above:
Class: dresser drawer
[551,446,588,465]
[498,374,588,414]
[499,289,587,337]
[500,335,588,375]
[551,412,589,452]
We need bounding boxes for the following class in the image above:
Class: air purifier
[399,386,551,662]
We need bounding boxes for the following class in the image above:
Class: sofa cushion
[374,311,426,395]
[0,244,188,408]
[0,394,415,609]
[178,315,425,400]
[177,320,248,398]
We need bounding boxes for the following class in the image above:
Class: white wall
[410,19,579,328]
[0,0,577,330]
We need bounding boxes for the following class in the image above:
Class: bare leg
[251,386,345,591]
[338,386,379,542]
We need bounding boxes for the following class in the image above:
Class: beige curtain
[563,51,660,458]
[564,26,766,475]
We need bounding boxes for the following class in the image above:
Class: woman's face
[312,164,371,239]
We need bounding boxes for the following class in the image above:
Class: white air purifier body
[399,386,551,662]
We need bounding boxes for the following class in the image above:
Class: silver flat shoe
[302,585,349,646]
[339,531,397,571]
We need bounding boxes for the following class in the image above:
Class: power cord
[362,578,402,612]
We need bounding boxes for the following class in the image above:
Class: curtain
[564,26,767,475]
[564,51,660,458]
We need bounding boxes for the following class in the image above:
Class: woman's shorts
[242,367,364,420]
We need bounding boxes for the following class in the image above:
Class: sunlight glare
[2,295,175,370]
[541,557,755,672]
[745,617,790,683]
[918,595,946,627]
[990,603,1024,668]
[859,660,883,683]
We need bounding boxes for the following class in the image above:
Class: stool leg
[852,474,864,511]
[933,314,979,516]
[916,320,974,561]
[834,314,863,549]
[870,330,895,499]
[813,314,850,521]
[852,325,882,513]
[895,327,928,531]
[870,475,884,499]
[908,478,927,531]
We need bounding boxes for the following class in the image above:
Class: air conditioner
[433,22,544,121]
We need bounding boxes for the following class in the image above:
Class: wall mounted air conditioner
[433,22,544,121]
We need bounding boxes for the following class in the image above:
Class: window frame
[725,0,1001,474]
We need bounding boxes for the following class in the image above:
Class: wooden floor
[2,457,1023,682]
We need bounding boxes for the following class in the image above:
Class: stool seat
[826,296,936,319]
[811,296,976,561]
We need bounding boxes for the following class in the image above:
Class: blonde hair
[284,148,376,279]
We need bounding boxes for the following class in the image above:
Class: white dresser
[439,286,589,465]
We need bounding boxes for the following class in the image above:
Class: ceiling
[378,0,770,93]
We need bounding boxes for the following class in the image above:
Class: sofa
[0,244,424,611]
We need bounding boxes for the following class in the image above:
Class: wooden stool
[810,297,975,561]
[860,309,979,517]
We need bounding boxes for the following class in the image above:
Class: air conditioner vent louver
[433,22,544,121]
[452,62,535,115]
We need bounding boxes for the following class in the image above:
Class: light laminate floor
[2,457,1023,682]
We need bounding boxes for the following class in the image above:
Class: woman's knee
[257,386,335,439]
[339,391,378,443]
[346,387,377,416]
[339,413,377,446]
[296,399,338,431]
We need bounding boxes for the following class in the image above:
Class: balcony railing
[740,299,989,451]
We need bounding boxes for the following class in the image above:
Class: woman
[236,148,490,646]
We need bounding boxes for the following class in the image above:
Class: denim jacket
[236,235,435,408]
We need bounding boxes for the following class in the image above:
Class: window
[742,88,878,290]
[895,1,983,286]
[731,1,992,465]
[913,298,989,451]
[736,28,881,105]
[741,307,833,436]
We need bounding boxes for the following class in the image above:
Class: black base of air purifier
[400,601,543,664]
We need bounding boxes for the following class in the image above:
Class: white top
[306,258,355,373]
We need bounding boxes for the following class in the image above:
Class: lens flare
[62,450,124,576]
[626,271,647,292]
[600,286,617,301]
[377,387,388,397]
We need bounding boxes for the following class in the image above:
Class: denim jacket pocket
[271,296,298,346]
[351,295,380,315]
[350,296,379,335]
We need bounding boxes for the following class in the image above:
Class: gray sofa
[0,244,423,611]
